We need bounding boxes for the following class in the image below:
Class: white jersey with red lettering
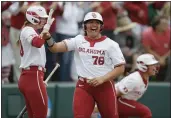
[64,34,125,79]
[19,26,46,68]
[115,71,148,101]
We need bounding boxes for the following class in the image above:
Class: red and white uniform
[19,26,46,69]
[116,71,152,118]
[116,71,148,101]
[18,26,48,118]
[64,34,125,118]
[64,35,125,78]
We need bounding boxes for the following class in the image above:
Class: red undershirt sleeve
[31,36,45,48]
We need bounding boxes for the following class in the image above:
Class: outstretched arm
[47,40,68,53]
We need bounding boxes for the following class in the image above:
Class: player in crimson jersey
[45,12,125,118]
[94,53,159,118]
[18,5,54,118]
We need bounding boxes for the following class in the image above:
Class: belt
[78,76,91,83]
[22,66,46,72]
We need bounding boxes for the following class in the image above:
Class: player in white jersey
[18,5,54,118]
[115,53,158,118]
[45,12,125,118]
[93,53,159,118]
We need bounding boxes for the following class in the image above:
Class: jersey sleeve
[22,27,38,44]
[116,76,136,94]
[63,37,77,51]
[108,42,126,67]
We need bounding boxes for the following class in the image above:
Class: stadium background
[1,1,170,118]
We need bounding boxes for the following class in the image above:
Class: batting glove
[43,9,55,31]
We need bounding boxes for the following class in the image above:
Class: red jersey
[142,27,170,56]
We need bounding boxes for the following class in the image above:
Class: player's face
[147,64,158,76]
[37,18,47,29]
[85,20,101,39]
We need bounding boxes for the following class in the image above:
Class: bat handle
[44,63,60,84]
[16,106,27,118]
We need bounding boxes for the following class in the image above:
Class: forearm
[102,64,125,82]
[47,40,68,53]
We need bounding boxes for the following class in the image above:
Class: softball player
[94,53,159,118]
[116,53,158,118]
[18,6,54,118]
[45,12,125,118]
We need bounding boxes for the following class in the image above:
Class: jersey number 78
[92,56,104,65]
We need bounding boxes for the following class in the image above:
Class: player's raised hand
[41,31,51,40]
[87,77,105,87]
[43,9,55,31]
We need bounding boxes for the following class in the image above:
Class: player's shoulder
[129,71,140,77]
[74,34,84,39]
[122,71,140,83]
[22,26,34,31]
[68,34,84,41]
[104,36,119,47]
[21,26,35,35]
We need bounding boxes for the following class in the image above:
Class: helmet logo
[123,87,128,93]
[27,11,39,18]
[92,13,97,18]
[38,8,42,11]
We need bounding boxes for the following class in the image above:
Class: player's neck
[87,34,102,39]
[138,71,149,80]
[142,73,149,80]
[26,23,37,30]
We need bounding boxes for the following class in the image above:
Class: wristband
[46,38,55,47]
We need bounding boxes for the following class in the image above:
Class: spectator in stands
[147,1,165,24]
[55,2,84,81]
[114,10,143,75]
[93,2,119,40]
[142,15,170,81]
[160,2,170,22]
[40,2,64,81]
[1,10,15,84]
[124,2,149,26]
[1,1,12,12]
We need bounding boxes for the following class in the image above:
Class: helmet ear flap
[137,61,148,72]
[138,65,148,72]
[32,17,40,24]
[141,65,148,72]
[26,13,40,25]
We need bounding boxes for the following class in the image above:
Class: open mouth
[91,27,98,32]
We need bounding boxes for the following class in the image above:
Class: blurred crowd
[1,1,170,84]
